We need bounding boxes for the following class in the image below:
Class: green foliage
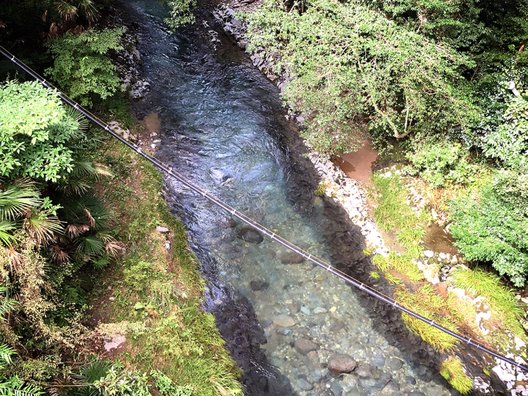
[243,0,479,154]
[0,81,82,182]
[163,0,197,30]
[46,28,125,106]
[93,364,150,396]
[440,356,473,394]
[0,345,45,396]
[406,139,478,187]
[482,94,528,170]
[450,170,528,286]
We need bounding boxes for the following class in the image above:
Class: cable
[1,44,527,373]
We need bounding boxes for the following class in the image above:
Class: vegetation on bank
[242,0,528,289]
[0,1,241,394]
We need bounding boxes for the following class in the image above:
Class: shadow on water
[118,1,456,394]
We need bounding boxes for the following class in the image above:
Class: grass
[372,173,430,257]
[92,138,242,395]
[395,286,459,352]
[440,356,473,394]
[451,267,527,346]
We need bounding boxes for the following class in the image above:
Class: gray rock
[328,354,357,374]
[294,338,319,355]
[297,378,313,391]
[405,375,416,385]
[279,251,305,264]
[407,392,426,396]
[237,227,264,244]
[329,381,343,396]
[249,280,269,291]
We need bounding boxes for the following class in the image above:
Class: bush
[0,81,82,182]
[46,27,125,106]
[450,170,528,286]
[406,139,478,187]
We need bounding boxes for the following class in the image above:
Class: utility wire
[1,45,527,373]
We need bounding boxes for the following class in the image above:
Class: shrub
[450,170,528,286]
[0,81,82,182]
[406,139,478,187]
[46,27,125,106]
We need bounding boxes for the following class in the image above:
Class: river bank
[211,1,528,395]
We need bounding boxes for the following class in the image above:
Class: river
[122,1,455,395]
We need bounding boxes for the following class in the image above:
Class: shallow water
[124,2,454,394]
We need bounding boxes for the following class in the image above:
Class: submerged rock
[249,280,269,291]
[237,227,264,243]
[328,354,357,374]
[273,314,296,327]
[294,338,319,355]
[279,251,305,264]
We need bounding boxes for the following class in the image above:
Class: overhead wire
[1,44,527,373]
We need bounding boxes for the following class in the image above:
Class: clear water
[125,1,454,395]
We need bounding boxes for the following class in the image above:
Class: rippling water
[123,1,454,394]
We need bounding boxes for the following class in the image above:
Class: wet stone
[329,381,343,396]
[328,354,357,374]
[237,226,264,243]
[407,392,426,396]
[294,338,319,355]
[260,319,272,328]
[249,280,269,291]
[406,376,417,385]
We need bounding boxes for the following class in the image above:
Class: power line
[1,45,527,373]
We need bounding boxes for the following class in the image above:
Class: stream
[123,1,455,395]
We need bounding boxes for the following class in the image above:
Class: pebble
[250,280,269,291]
[387,357,403,371]
[156,225,169,233]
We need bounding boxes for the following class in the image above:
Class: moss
[94,138,242,394]
[440,356,473,394]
